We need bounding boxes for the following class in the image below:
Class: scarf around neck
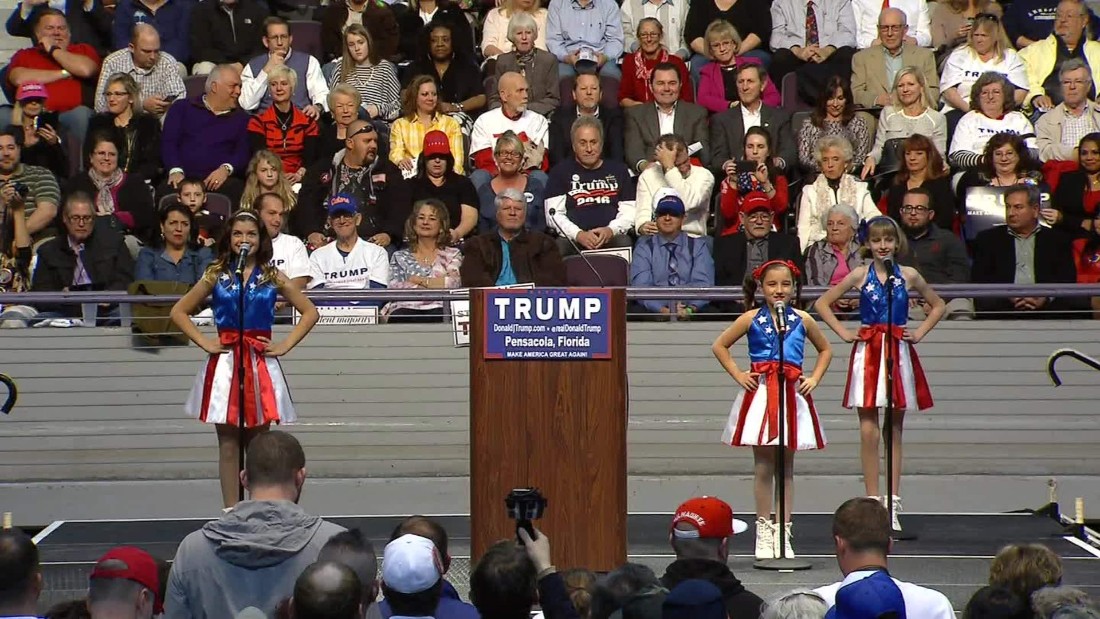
[91,168,125,216]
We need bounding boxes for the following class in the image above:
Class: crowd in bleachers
[3,0,1100,323]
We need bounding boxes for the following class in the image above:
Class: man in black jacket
[712,193,801,313]
[897,187,972,319]
[661,496,764,619]
[548,73,623,166]
[32,191,134,319]
[460,187,565,287]
[189,0,269,75]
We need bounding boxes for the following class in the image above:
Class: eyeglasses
[104,91,129,97]
[900,205,930,213]
[495,150,522,159]
[347,124,376,139]
[745,211,772,221]
[93,150,118,158]
[67,215,94,224]
[638,31,662,39]
[877,24,904,32]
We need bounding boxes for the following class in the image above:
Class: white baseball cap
[382,534,443,594]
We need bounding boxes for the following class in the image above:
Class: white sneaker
[889,495,903,531]
[774,522,796,558]
[755,518,775,560]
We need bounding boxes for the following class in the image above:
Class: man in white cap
[381,535,444,618]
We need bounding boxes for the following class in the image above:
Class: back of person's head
[244,430,306,490]
[380,534,443,618]
[87,546,162,619]
[1031,586,1092,619]
[0,528,41,613]
[563,568,597,619]
[832,497,891,556]
[45,599,92,619]
[292,561,363,619]
[390,516,451,571]
[591,563,665,619]
[762,589,827,619]
[470,540,537,619]
[989,544,1063,603]
[1051,607,1100,619]
[668,496,743,562]
[661,579,725,619]
[318,530,378,606]
[963,586,1029,619]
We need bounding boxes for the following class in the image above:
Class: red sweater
[717,175,789,236]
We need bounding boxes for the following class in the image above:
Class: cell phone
[505,488,547,544]
[735,160,759,174]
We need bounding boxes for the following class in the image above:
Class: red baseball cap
[422,130,451,159]
[90,546,163,613]
[741,191,773,214]
[671,496,748,539]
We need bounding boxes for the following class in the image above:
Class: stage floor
[33,512,1100,611]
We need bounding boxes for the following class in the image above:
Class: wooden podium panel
[469,288,627,571]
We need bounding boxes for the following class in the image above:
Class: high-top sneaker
[773,521,796,558]
[755,517,775,560]
[890,495,903,531]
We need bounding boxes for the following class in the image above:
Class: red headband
[752,259,801,281]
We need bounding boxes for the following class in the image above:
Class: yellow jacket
[1018,35,1100,107]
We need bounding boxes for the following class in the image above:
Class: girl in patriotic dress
[815,216,945,531]
[713,260,833,560]
[171,210,319,508]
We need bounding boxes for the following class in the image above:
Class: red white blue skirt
[184,330,295,426]
[722,361,827,451]
[843,325,933,411]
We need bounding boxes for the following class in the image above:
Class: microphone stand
[883,262,914,540]
[235,260,247,503]
[756,303,811,571]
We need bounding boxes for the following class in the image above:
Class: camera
[9,182,28,199]
[505,488,547,543]
[734,160,759,174]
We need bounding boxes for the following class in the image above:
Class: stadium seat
[781,72,811,112]
[289,21,323,62]
[564,254,630,287]
[159,192,233,218]
[184,74,205,100]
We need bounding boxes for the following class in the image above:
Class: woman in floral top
[797,76,872,174]
[382,198,464,323]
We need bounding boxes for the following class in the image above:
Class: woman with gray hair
[761,589,827,619]
[489,13,560,116]
[1032,587,1093,619]
[949,71,1037,170]
[481,0,548,61]
[246,65,318,185]
[796,136,881,252]
[804,203,865,316]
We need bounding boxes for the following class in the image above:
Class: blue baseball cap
[654,188,685,217]
[826,571,907,619]
[326,193,358,217]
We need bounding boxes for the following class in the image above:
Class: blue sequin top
[746,306,806,367]
[858,263,908,326]
[210,268,278,331]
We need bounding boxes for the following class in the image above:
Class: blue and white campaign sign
[484,288,612,360]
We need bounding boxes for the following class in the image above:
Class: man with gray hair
[460,187,566,286]
[546,115,635,256]
[95,24,186,117]
[1019,0,1100,113]
[850,8,939,108]
[1036,59,1100,168]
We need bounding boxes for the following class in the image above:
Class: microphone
[234,242,252,278]
[547,208,605,287]
[774,300,788,330]
[884,257,896,284]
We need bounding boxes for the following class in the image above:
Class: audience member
[469,530,580,619]
[715,126,787,236]
[161,64,250,204]
[247,65,320,183]
[241,150,298,214]
[11,82,67,178]
[590,564,666,619]
[317,530,381,619]
[683,0,771,81]
[662,496,763,619]
[68,133,156,247]
[86,72,163,182]
[481,0,548,63]
[258,192,322,291]
[713,193,801,312]
[0,528,43,618]
[549,73,624,166]
[1032,587,1093,619]
[957,133,1045,217]
[803,203,864,315]
[87,546,162,619]
[897,186,972,318]
[796,136,880,252]
[625,62,709,175]
[1036,60,1100,182]
[380,516,479,619]
[176,178,225,246]
[950,72,1038,171]
[477,132,547,232]
[44,599,92,619]
[1004,0,1100,50]
[318,85,362,161]
[164,431,345,619]
[796,76,871,174]
[1019,0,1100,115]
[882,134,956,230]
[851,8,938,109]
[291,562,363,619]
[696,20,778,115]
[188,0,268,75]
[931,0,1002,55]
[111,0,192,67]
[395,0,474,63]
[562,570,596,619]
[759,589,827,619]
[6,0,111,55]
[709,63,794,176]
[861,67,947,179]
[309,193,390,290]
[0,178,33,298]
[391,76,465,175]
[621,0,688,60]
[1054,608,1100,619]
[939,13,1028,126]
[298,120,411,250]
[489,14,559,117]
[460,187,566,286]
[470,72,551,187]
[635,135,713,239]
[962,586,1029,619]
[0,126,62,243]
[664,580,729,619]
[406,20,487,134]
[1050,133,1100,235]
[768,0,857,105]
[326,23,401,124]
[852,0,931,48]
[407,131,478,240]
[619,18,693,108]
[135,203,214,284]
[546,116,635,256]
[8,9,100,144]
[988,543,1065,604]
[97,23,185,121]
[545,0,624,80]
[319,0,399,64]
[381,200,463,322]
[629,191,713,318]
[815,497,954,617]
[971,184,1080,317]
[242,17,328,117]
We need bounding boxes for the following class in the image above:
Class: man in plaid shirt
[94,23,185,118]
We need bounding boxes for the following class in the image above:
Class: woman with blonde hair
[10,82,66,177]
[696,19,778,114]
[931,0,1003,53]
[246,65,319,184]
[382,198,463,323]
[390,75,465,175]
[319,84,362,161]
[989,544,1063,603]
[86,72,162,182]
[241,151,298,217]
[326,23,401,122]
[481,0,547,62]
[939,13,1028,121]
[862,67,948,179]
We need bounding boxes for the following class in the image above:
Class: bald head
[292,562,363,619]
[498,71,529,115]
[130,23,162,69]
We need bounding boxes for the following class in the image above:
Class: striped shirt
[3,164,60,242]
[247,105,320,174]
[327,60,402,121]
[389,113,466,174]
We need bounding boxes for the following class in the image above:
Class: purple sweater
[161,96,251,178]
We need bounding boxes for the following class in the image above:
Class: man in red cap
[661,496,764,619]
[713,191,802,313]
[87,546,162,619]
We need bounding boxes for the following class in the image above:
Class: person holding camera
[470,528,582,619]
[716,127,788,237]
[0,126,61,245]
[0,178,33,297]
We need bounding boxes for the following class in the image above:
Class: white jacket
[797,174,880,252]
[634,164,715,238]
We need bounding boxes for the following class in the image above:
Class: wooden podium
[469,288,627,571]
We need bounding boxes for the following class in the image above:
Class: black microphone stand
[882,262,914,540]
[756,303,811,571]
[235,258,247,503]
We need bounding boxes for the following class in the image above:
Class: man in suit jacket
[712,193,801,313]
[709,64,795,178]
[850,8,939,108]
[971,184,1082,318]
[550,73,624,165]
[625,62,709,174]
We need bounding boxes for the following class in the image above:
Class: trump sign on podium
[483,288,612,360]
